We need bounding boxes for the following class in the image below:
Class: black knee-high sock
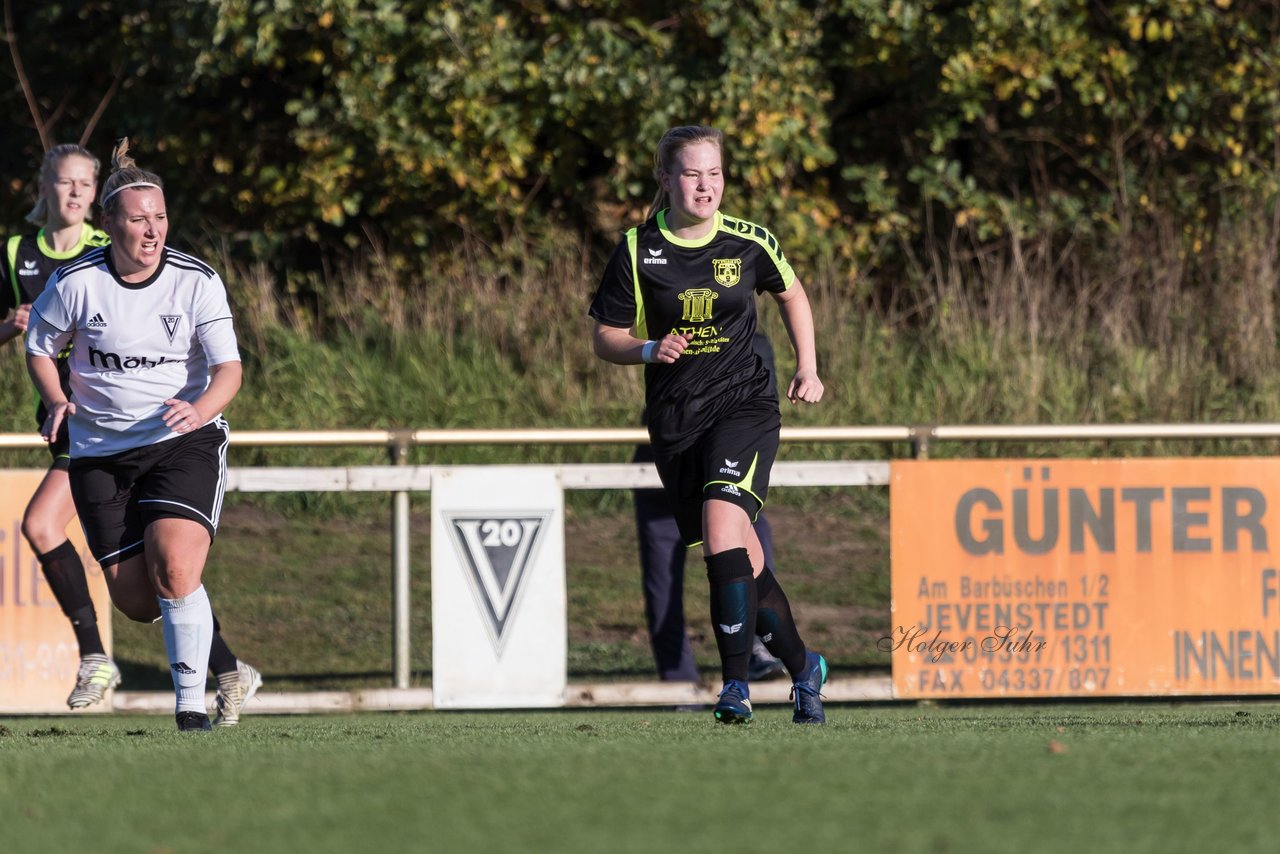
[208,609,239,678]
[755,567,808,677]
[37,541,105,657]
[706,548,756,683]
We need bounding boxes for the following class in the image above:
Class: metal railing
[7,422,1280,688]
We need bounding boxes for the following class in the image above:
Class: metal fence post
[911,425,933,460]
[390,431,412,689]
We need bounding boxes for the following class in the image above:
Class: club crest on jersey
[712,258,742,287]
[678,288,717,323]
[160,315,182,343]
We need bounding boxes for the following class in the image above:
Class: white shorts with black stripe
[68,418,230,567]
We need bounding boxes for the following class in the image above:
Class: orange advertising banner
[0,470,113,713]
[890,458,1280,698]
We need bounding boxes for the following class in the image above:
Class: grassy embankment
[1,217,1277,687]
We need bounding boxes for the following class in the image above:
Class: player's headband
[101,181,161,207]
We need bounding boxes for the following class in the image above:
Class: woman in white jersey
[26,139,243,731]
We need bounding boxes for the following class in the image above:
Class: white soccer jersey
[26,246,240,457]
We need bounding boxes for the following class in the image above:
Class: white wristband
[641,340,659,363]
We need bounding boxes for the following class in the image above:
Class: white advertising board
[431,466,566,708]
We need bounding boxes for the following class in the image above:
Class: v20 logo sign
[444,514,551,654]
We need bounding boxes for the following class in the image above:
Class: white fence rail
[6,423,1280,689]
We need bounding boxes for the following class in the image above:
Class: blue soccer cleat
[790,651,828,724]
[713,679,753,724]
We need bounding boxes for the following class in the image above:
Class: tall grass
[2,205,1278,467]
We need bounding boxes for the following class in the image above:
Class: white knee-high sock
[158,585,214,715]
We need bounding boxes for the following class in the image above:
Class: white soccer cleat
[211,661,262,727]
[67,654,121,709]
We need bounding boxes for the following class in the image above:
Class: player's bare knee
[150,561,206,599]
[19,513,59,554]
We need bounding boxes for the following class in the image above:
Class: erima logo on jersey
[719,458,741,476]
[719,623,744,634]
[89,345,174,371]
[19,260,40,276]
[87,313,107,328]
[642,248,667,265]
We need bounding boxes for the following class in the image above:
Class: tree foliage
[1,0,1276,278]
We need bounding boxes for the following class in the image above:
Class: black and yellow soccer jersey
[2,225,111,315]
[590,210,795,453]
[3,225,111,428]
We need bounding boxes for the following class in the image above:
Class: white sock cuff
[158,584,209,614]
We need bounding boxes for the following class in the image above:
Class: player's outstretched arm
[164,360,243,434]
[772,278,824,405]
[0,304,31,346]
[26,352,74,441]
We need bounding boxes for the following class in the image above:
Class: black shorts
[47,423,71,470]
[652,397,780,547]
[68,418,230,567]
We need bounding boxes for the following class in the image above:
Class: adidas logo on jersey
[642,247,667,265]
[19,260,40,276]
[720,483,741,496]
[87,313,107,328]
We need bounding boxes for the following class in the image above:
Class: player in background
[26,139,254,730]
[1,145,117,708]
[590,125,828,724]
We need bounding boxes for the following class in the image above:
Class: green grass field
[2,703,1278,854]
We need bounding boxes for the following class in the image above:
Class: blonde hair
[646,125,724,220]
[25,144,101,225]
[99,137,164,217]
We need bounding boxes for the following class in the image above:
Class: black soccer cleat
[790,652,828,724]
[176,711,213,732]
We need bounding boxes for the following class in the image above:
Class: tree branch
[3,0,50,151]
[81,61,125,147]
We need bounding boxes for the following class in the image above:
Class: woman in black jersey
[1,144,118,709]
[590,125,828,724]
